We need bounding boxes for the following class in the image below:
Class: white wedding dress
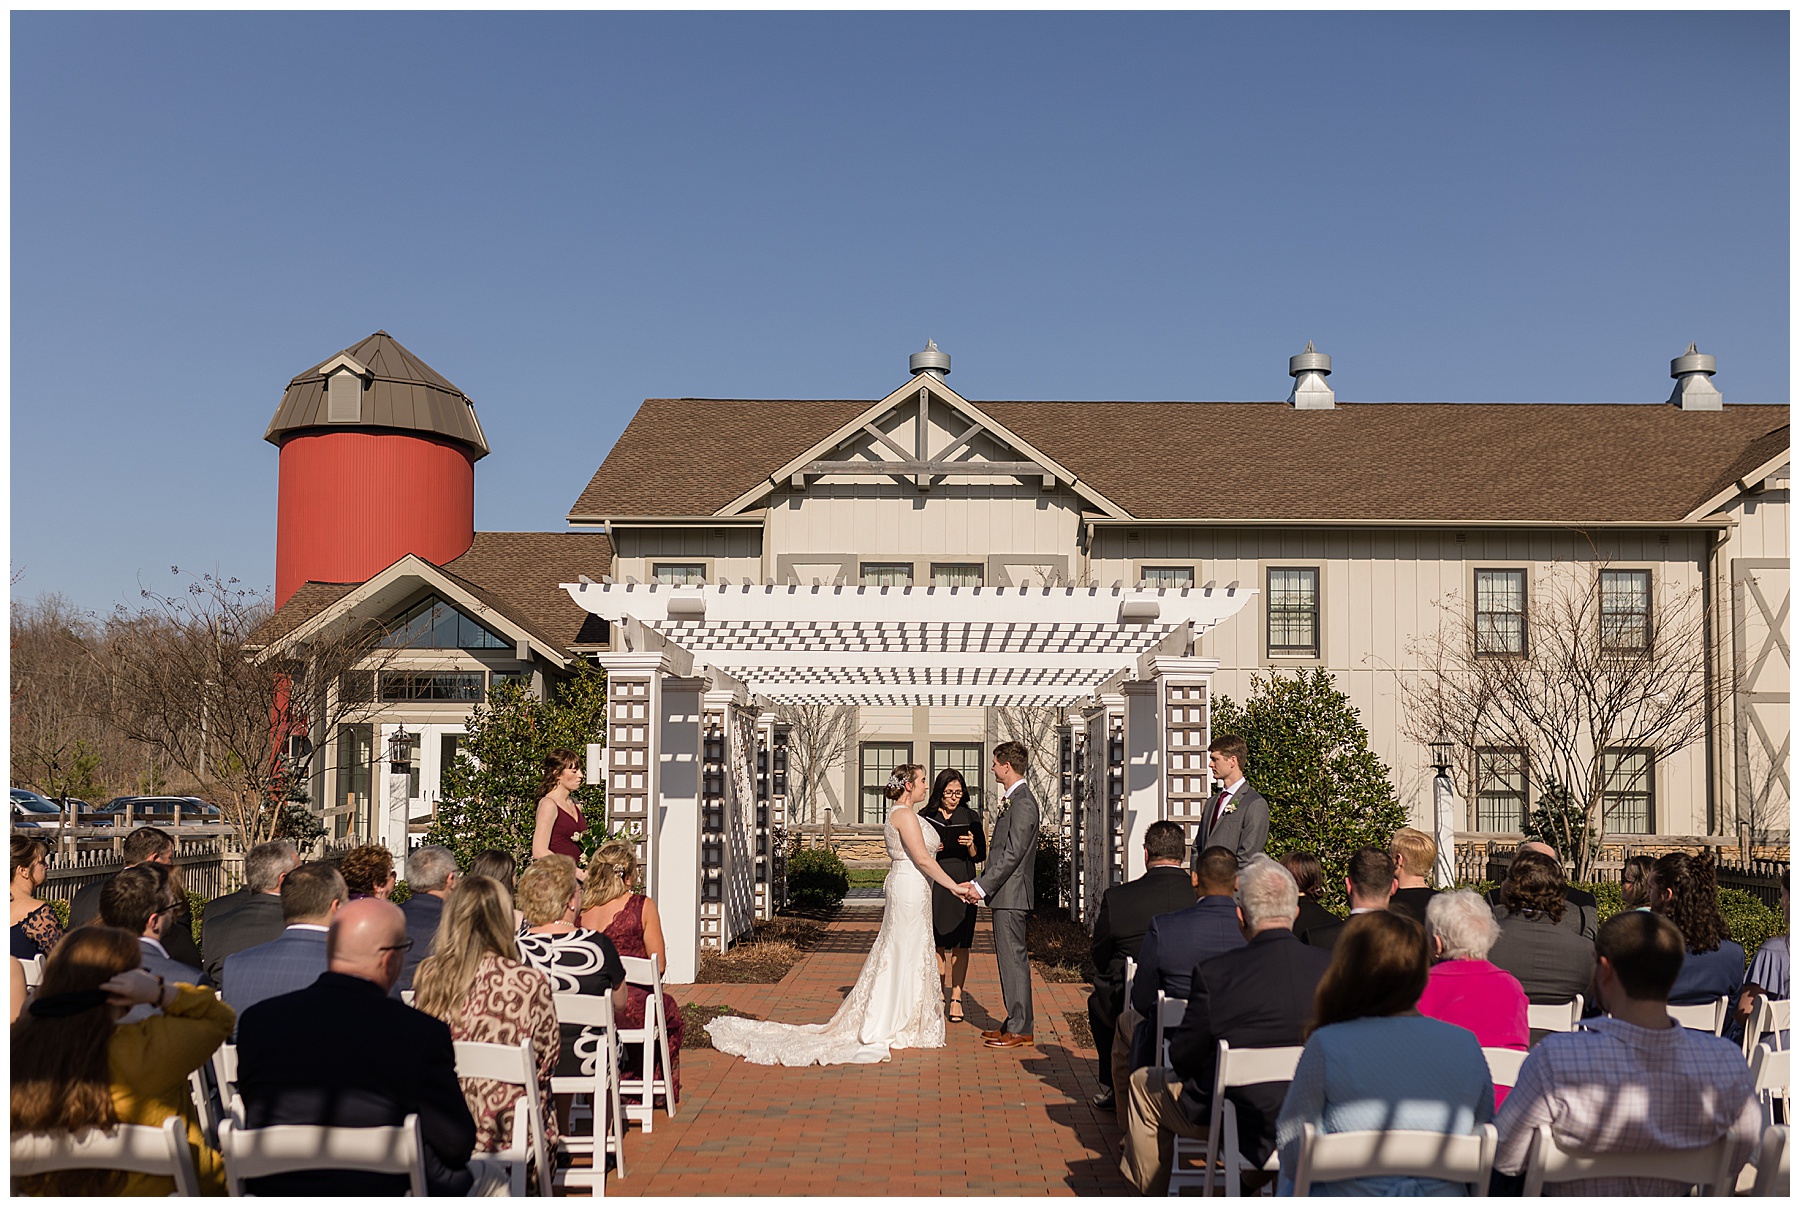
[706,815,945,1066]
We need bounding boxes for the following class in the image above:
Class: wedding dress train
[705,817,945,1066]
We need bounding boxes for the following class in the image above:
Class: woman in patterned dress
[579,841,683,1103]
[515,855,627,1083]
[10,835,63,959]
[412,875,560,1157]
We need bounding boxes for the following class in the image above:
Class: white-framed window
[1599,569,1653,653]
[859,742,912,823]
[1473,747,1528,832]
[380,594,510,650]
[1267,567,1320,657]
[379,671,486,703]
[1475,569,1528,656]
[1602,748,1654,834]
[1143,566,1196,588]
[653,563,707,585]
[930,743,985,813]
[931,563,983,588]
[861,562,913,588]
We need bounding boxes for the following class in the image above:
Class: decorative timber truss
[562,579,1257,983]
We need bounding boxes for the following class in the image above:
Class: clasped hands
[952,881,982,904]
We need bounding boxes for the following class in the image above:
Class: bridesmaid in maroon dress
[531,748,590,872]
[579,841,683,1103]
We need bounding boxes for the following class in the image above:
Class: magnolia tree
[776,701,858,842]
[994,704,1069,828]
[1405,560,1716,880]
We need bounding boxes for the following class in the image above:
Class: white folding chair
[455,1037,554,1196]
[1745,996,1791,1059]
[617,954,677,1130]
[1482,1047,1529,1091]
[1525,995,1582,1036]
[1293,1122,1497,1196]
[552,991,627,1192]
[1180,1041,1304,1197]
[400,989,415,1006]
[1667,995,1730,1036]
[19,954,45,990]
[1750,1124,1789,1196]
[218,1113,427,1196]
[1750,1043,1791,1130]
[1123,957,1138,1013]
[211,1042,241,1125]
[12,1116,201,1196]
[1519,1120,1739,1196]
[1153,992,1188,1070]
[1293,1121,1497,1196]
[188,1067,222,1150]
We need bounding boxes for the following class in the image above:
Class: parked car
[10,788,61,829]
[96,796,221,825]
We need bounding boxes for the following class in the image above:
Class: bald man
[1484,840,1598,939]
[234,899,484,1195]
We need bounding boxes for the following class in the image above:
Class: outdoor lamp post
[1429,737,1457,887]
[384,726,413,859]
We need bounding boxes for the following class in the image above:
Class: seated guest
[1486,850,1595,1035]
[1120,855,1331,1196]
[413,875,560,1160]
[1493,911,1760,1194]
[1304,846,1396,953]
[1386,827,1440,925]
[100,862,206,1019]
[580,840,686,1105]
[397,844,459,993]
[11,925,235,1195]
[1737,875,1788,1041]
[1418,890,1528,1107]
[1127,845,1245,1071]
[1279,851,1341,946]
[70,825,203,968]
[235,898,493,1196]
[338,843,397,900]
[470,849,525,931]
[1275,911,1495,1195]
[200,839,299,986]
[1484,841,1597,938]
[1083,821,1195,1110]
[1649,850,1745,1038]
[515,854,627,1082]
[1619,853,1656,911]
[221,861,345,1019]
[10,835,62,959]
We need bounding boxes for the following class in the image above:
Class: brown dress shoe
[985,1032,1034,1048]
[980,1028,1008,1041]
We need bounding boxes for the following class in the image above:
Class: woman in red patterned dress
[579,842,683,1103]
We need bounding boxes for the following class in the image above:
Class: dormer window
[319,353,370,423]
[380,594,510,650]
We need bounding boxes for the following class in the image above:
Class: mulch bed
[680,1002,761,1049]
[1028,910,1096,983]
[1063,1010,1095,1051]
[694,908,835,983]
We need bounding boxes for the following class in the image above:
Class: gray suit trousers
[993,908,1033,1035]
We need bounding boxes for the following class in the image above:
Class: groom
[960,740,1040,1049]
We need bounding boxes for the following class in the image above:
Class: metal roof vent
[1669,342,1722,410]
[909,339,951,379]
[1288,340,1335,410]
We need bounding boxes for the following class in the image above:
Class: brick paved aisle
[600,890,1131,1196]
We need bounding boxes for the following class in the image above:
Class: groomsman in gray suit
[965,740,1041,1049]
[1195,734,1269,869]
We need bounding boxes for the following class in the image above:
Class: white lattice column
[657,674,705,984]
[753,713,777,920]
[726,703,758,946]
[598,653,666,906]
[1079,693,1127,912]
[698,690,734,955]
[1148,656,1219,858]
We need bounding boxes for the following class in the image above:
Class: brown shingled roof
[249,532,613,653]
[571,396,1788,524]
[264,331,490,459]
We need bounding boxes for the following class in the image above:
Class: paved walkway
[599,893,1132,1196]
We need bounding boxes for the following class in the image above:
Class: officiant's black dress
[922,803,986,950]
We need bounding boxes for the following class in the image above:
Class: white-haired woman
[1418,889,1528,1107]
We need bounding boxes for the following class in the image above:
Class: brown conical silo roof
[263,330,490,459]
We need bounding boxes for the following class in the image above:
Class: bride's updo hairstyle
[884,763,925,802]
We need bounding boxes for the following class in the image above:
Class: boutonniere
[1220,800,1238,817]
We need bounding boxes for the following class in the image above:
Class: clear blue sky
[12,11,1789,615]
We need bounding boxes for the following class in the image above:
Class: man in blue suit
[1127,844,1247,1070]
[222,861,346,1021]
[100,862,205,1022]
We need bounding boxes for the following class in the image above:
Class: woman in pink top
[1417,889,1529,1107]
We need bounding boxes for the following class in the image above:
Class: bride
[706,763,970,1066]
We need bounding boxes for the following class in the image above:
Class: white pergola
[562,580,1257,982]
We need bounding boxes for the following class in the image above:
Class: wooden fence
[1452,834,1790,902]
[33,824,362,906]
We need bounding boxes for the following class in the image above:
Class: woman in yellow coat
[12,925,234,1195]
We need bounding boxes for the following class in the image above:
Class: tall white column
[1147,656,1220,860]
[1122,680,1161,881]
[658,675,704,984]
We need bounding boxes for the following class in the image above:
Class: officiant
[921,767,987,1023]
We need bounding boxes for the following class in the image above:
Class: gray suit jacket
[1196,783,1270,868]
[976,782,1040,911]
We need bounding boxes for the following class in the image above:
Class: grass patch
[695,910,833,983]
[681,1003,761,1049]
[1028,909,1095,984]
[847,869,889,887]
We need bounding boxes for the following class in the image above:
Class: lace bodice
[884,811,941,864]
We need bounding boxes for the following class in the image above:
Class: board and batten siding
[606,525,764,584]
[1715,483,1791,836]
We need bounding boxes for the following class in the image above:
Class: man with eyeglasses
[235,897,495,1195]
[100,861,205,1021]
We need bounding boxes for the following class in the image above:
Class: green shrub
[186,890,207,948]
[390,880,412,906]
[47,897,70,929]
[1719,888,1783,966]
[786,846,849,907]
[1034,832,1070,912]
[1579,880,1624,925]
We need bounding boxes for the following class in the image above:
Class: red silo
[265,331,490,607]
